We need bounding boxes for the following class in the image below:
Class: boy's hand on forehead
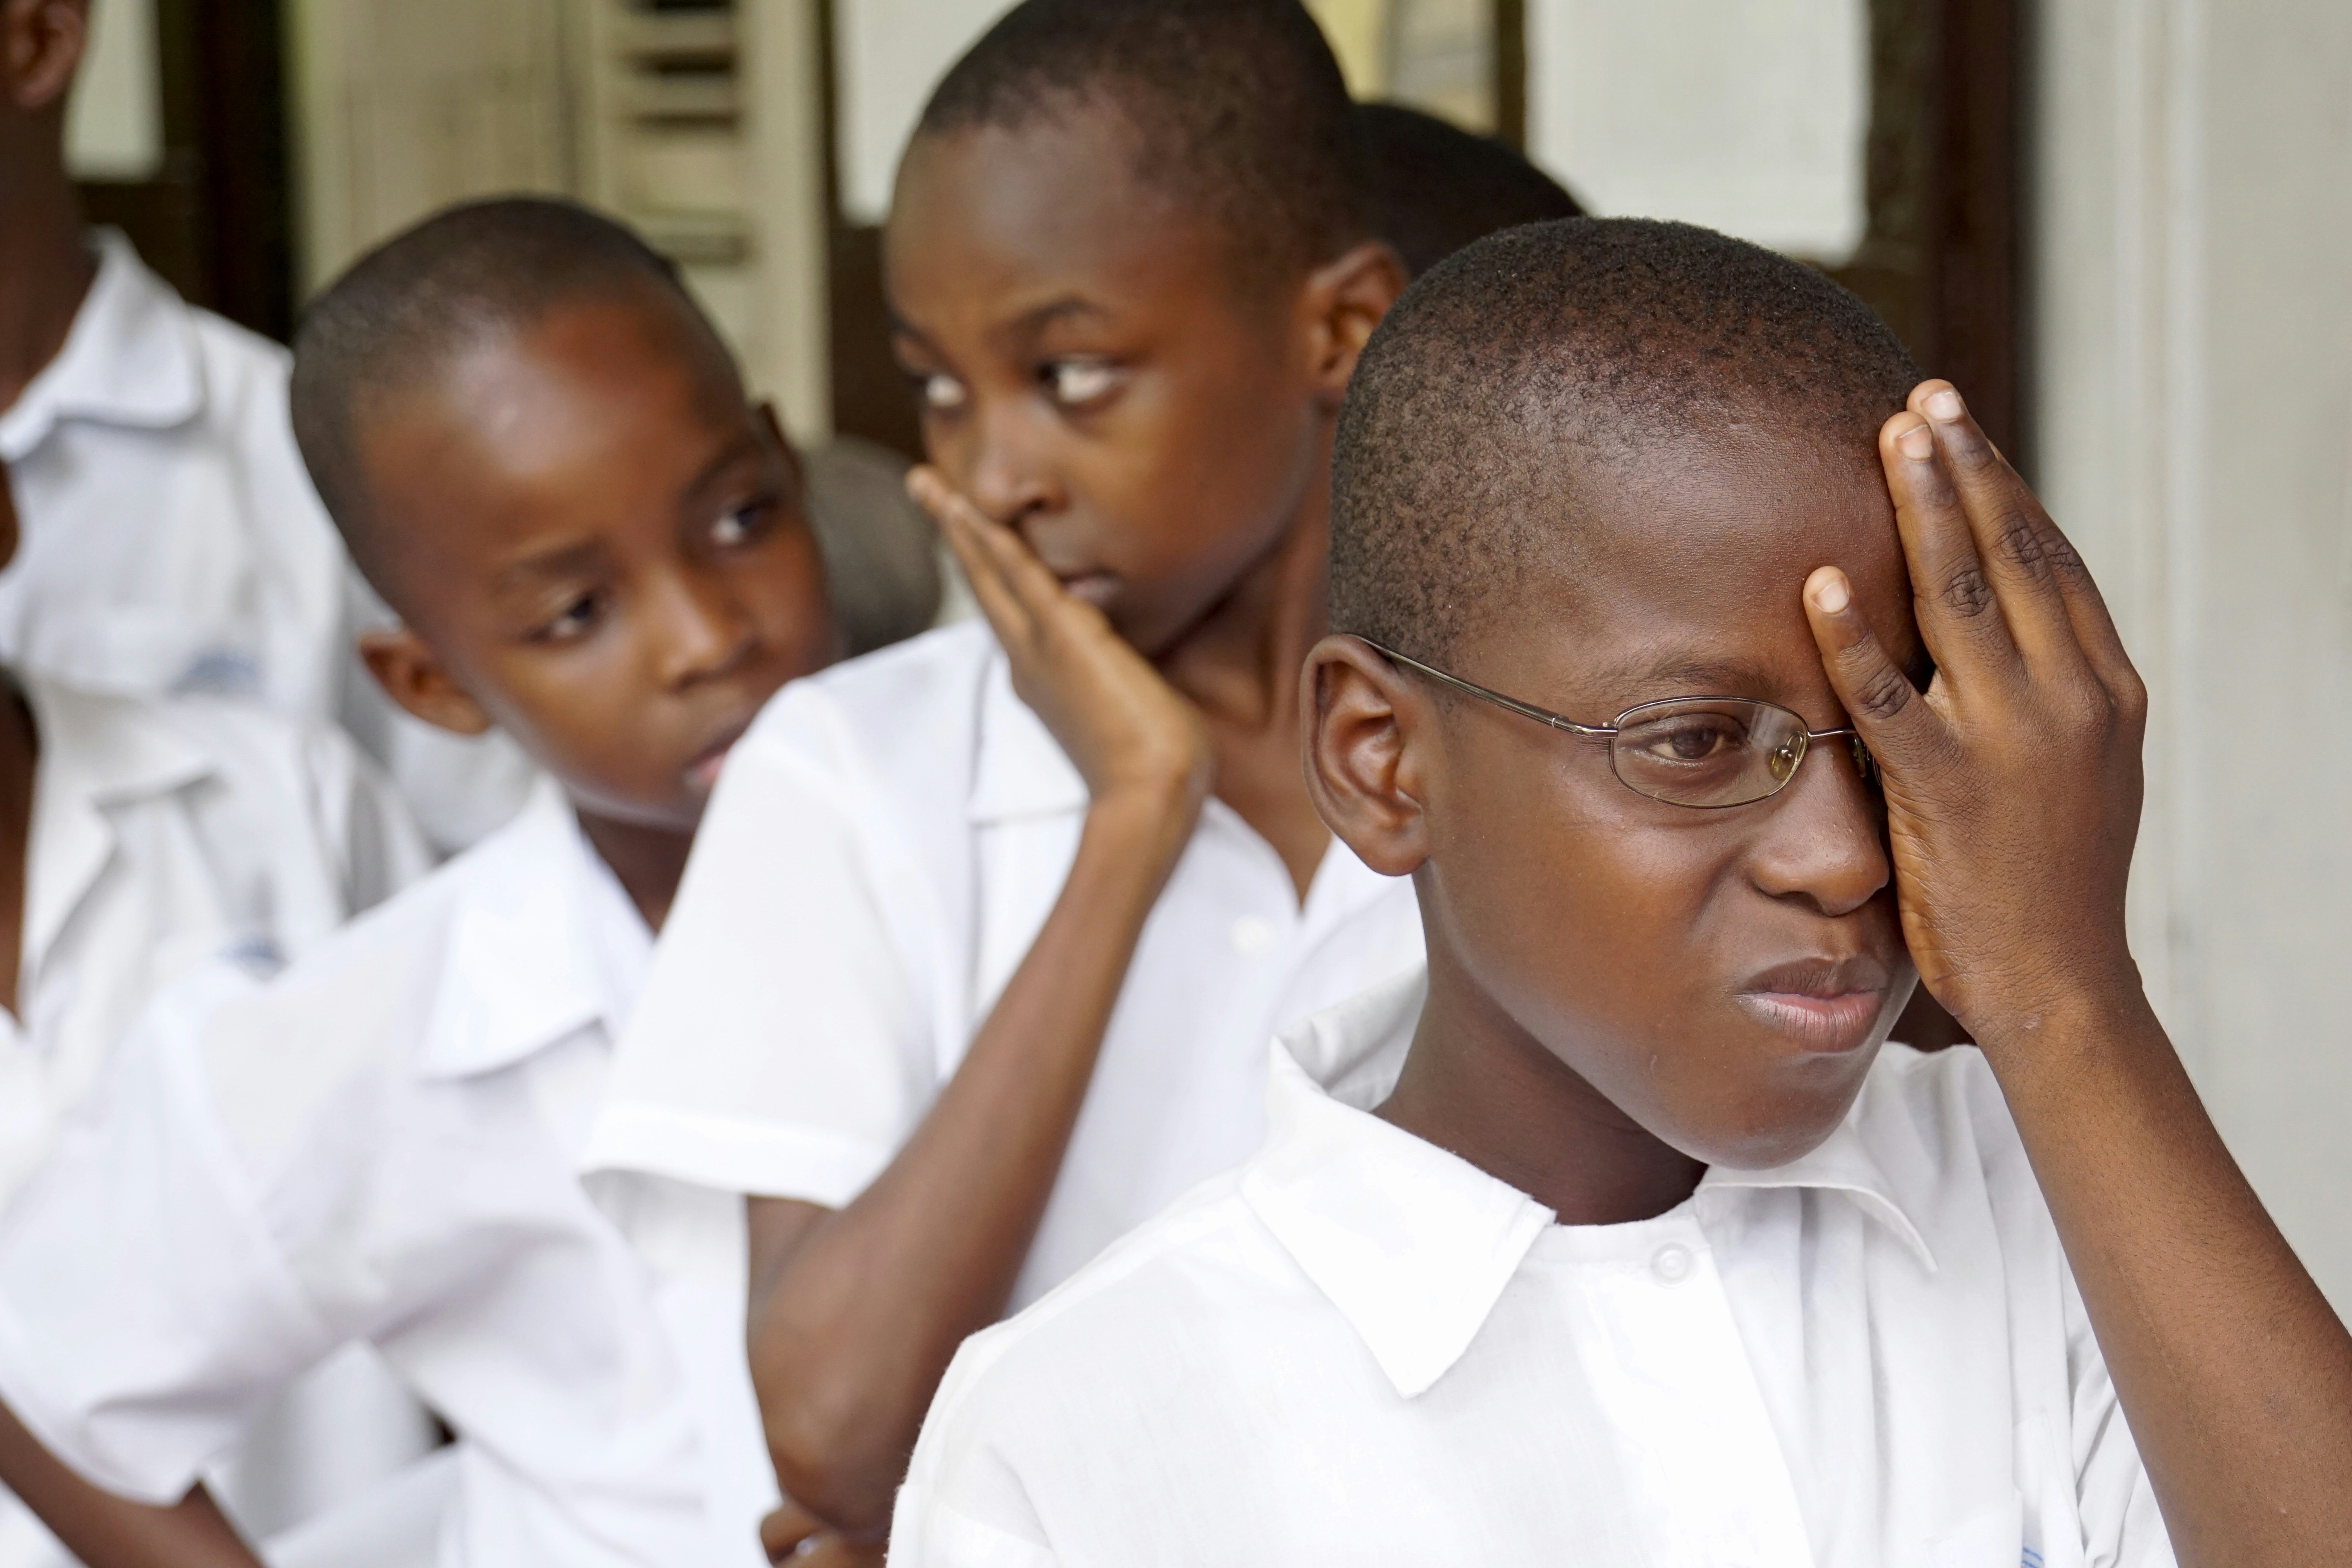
[909,467,1211,826]
[1802,380,2149,1043]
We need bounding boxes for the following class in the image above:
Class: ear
[2,0,87,115]
[1301,633,1432,878]
[1299,240,1407,408]
[357,626,495,738]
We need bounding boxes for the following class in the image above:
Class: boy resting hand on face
[0,198,840,1568]
[580,2,1429,1553]
[887,220,2352,1567]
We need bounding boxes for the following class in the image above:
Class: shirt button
[1229,915,1278,955]
[1650,1243,1695,1285]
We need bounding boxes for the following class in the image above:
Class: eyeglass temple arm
[1363,642,1618,738]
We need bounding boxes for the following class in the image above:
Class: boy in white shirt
[0,198,838,1567]
[582,2,1424,1551]
[0,450,428,1568]
[890,219,2352,1566]
[0,0,533,851]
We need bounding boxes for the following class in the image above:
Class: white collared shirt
[0,231,533,852]
[586,620,1426,1308]
[893,971,2176,1568]
[0,670,426,1202]
[0,784,778,1568]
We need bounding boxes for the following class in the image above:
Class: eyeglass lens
[1607,699,1828,808]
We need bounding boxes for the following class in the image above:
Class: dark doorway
[74,0,295,343]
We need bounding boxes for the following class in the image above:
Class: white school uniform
[0,229,534,852]
[891,969,2177,1568]
[0,782,777,1568]
[0,670,426,1203]
[584,620,1425,1309]
[0,670,432,1566]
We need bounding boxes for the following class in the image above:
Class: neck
[1153,448,1333,731]
[1378,933,1706,1226]
[573,808,697,932]
[0,145,93,416]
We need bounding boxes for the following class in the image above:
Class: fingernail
[1808,569,1850,614]
[1898,423,1934,460]
[1926,387,1964,423]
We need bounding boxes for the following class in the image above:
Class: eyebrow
[888,296,1118,357]
[679,427,769,506]
[1595,652,1792,699]
[490,539,606,593]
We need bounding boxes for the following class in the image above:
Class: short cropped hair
[1354,103,1582,278]
[1331,218,1923,662]
[916,0,1368,289]
[290,197,728,593]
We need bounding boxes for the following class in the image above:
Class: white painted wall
[64,0,162,180]
[2033,0,2352,1307]
[835,0,1013,223]
[1525,0,1869,260]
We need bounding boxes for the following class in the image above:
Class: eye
[532,590,605,645]
[712,499,772,548]
[1042,358,1118,408]
[918,372,967,412]
[1629,714,1748,765]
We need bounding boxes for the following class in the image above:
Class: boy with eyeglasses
[887,219,2352,1566]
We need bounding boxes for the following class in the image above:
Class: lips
[1735,956,1894,1054]
[1051,570,1119,609]
[684,716,755,794]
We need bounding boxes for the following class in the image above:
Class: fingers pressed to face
[1802,566,1949,774]
[908,466,1035,646]
[1908,384,2095,681]
[1879,410,2020,680]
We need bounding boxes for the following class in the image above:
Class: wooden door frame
[74,0,295,341]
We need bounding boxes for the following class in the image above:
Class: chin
[1690,1042,1885,1172]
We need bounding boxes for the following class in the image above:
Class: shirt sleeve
[0,965,343,1504]
[890,1340,1061,1568]
[583,692,938,1205]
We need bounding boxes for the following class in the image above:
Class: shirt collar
[21,675,218,974]
[417,780,653,1079]
[1240,965,1938,1401]
[0,231,204,463]
[965,634,1088,825]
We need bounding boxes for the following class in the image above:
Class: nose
[649,563,757,691]
[1745,739,1890,918]
[955,399,1063,528]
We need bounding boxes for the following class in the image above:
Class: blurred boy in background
[0,450,428,1568]
[0,199,851,1568]
[1352,101,1582,277]
[0,0,534,852]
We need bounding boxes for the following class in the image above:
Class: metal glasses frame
[1362,640,1873,808]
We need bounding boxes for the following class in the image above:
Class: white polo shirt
[585,620,1425,1308]
[0,784,778,1568]
[0,671,430,1566]
[893,970,2176,1568]
[0,670,426,1203]
[0,230,534,852]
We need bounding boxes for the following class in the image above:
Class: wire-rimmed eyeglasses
[1365,641,1873,810]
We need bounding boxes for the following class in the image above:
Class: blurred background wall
[61,0,2352,1307]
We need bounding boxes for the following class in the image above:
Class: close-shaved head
[914,0,1368,294]
[1330,218,1922,662]
[289,197,737,606]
